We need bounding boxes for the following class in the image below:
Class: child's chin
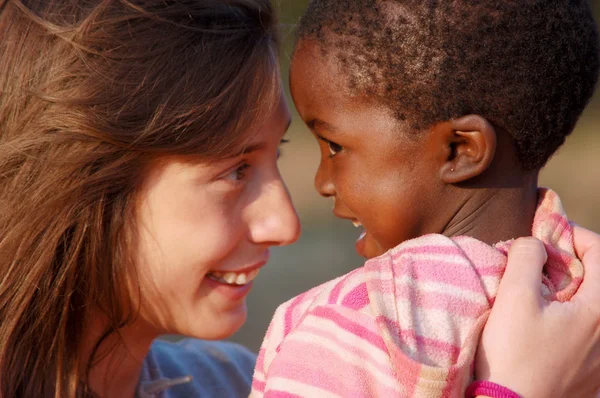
[355,230,368,257]
[357,235,389,259]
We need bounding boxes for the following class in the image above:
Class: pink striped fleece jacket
[250,189,585,398]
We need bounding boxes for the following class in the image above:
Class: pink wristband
[465,381,521,398]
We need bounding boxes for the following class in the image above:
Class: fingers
[497,237,547,305]
[573,225,600,303]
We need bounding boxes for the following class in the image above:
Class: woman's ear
[438,114,497,184]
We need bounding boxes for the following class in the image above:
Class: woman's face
[133,95,300,340]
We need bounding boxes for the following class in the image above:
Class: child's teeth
[352,220,362,227]
[212,271,223,278]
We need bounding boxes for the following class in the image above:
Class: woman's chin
[183,303,248,341]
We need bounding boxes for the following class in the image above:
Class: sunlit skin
[87,93,301,398]
[290,38,538,259]
[133,93,301,340]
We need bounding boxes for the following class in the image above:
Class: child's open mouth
[351,219,368,257]
[338,216,367,257]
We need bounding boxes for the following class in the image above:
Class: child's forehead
[291,43,403,135]
[292,39,372,102]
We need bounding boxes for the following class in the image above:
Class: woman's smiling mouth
[206,268,261,286]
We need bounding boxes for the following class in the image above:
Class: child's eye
[315,134,344,158]
[327,141,343,157]
[223,163,250,182]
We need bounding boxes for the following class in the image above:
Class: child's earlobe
[439,115,497,184]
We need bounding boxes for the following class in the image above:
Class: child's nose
[314,161,335,198]
[248,179,301,247]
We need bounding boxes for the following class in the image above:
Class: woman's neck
[442,173,539,245]
[83,315,158,398]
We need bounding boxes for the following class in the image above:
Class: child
[251,1,599,397]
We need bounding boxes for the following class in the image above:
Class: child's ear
[438,115,497,184]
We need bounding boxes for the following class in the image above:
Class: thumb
[497,237,547,304]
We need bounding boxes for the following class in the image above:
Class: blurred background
[226,1,600,353]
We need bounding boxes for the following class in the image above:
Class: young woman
[0,0,299,396]
[0,0,598,397]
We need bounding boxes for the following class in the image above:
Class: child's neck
[442,173,539,245]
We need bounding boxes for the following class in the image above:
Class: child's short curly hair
[296,0,600,170]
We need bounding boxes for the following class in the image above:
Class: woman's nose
[248,178,301,247]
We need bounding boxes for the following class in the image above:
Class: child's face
[291,40,449,259]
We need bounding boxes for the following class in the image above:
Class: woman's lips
[204,277,254,301]
[206,268,261,285]
[204,258,268,301]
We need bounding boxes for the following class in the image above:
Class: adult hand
[475,225,600,398]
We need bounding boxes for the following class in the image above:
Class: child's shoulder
[281,265,368,307]
[277,234,497,319]
[371,233,503,269]
[269,233,503,343]
[271,266,369,332]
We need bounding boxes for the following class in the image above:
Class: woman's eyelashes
[223,163,250,183]
[221,139,287,184]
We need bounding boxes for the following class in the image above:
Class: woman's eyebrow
[239,142,266,156]
[237,118,293,155]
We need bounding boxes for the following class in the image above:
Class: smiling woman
[0,0,299,397]
[133,96,296,341]
[2,0,600,397]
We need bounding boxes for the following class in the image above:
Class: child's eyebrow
[306,118,337,134]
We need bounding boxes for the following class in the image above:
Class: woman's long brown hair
[0,0,281,396]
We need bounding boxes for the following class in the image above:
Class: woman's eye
[224,163,250,182]
[328,141,343,157]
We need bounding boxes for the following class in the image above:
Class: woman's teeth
[207,268,260,286]
[352,220,362,227]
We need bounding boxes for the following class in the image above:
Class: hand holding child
[475,226,600,397]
